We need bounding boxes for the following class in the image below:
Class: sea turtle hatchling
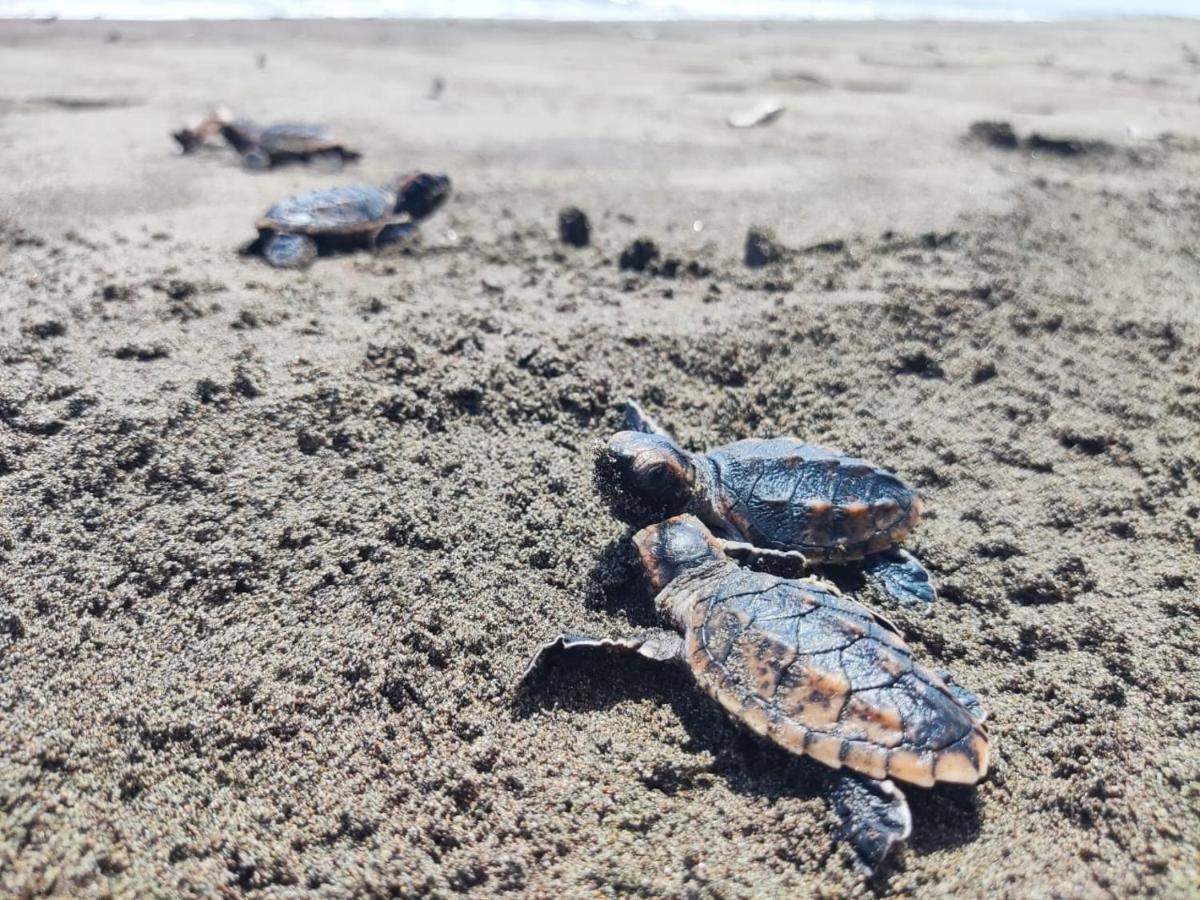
[219,119,362,170]
[596,400,938,610]
[245,173,451,269]
[525,515,990,872]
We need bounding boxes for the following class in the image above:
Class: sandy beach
[1,16,1199,897]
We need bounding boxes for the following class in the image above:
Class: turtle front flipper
[375,221,418,250]
[829,773,912,875]
[860,548,937,611]
[521,630,683,684]
[716,538,809,569]
[623,399,675,440]
[261,232,318,269]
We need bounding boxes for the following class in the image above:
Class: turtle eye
[632,456,668,477]
[634,448,691,487]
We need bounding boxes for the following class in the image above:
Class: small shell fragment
[727,99,786,129]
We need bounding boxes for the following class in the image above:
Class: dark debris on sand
[744,226,785,268]
[967,120,1115,157]
[558,207,591,247]
[618,237,660,272]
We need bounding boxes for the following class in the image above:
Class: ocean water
[1,0,1194,19]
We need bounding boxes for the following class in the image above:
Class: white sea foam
[1,0,1194,20]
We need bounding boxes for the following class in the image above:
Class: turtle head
[393,172,452,220]
[633,515,727,594]
[595,431,697,526]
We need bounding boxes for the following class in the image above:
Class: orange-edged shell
[683,567,988,787]
[255,185,406,236]
[707,439,920,561]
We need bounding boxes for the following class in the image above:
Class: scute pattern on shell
[685,567,987,787]
[261,185,391,233]
[708,439,919,560]
[258,123,334,154]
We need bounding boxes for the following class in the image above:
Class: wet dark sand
[1,17,1198,898]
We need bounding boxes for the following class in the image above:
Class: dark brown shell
[707,439,921,561]
[255,185,405,236]
[257,124,344,155]
[682,567,988,786]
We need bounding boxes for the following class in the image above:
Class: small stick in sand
[727,98,786,129]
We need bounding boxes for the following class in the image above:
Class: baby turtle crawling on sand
[245,173,450,269]
[172,108,360,170]
[526,515,990,873]
[597,400,937,610]
[219,120,362,170]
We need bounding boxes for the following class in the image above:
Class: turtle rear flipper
[860,548,937,612]
[521,630,683,685]
[937,670,988,723]
[829,773,912,875]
